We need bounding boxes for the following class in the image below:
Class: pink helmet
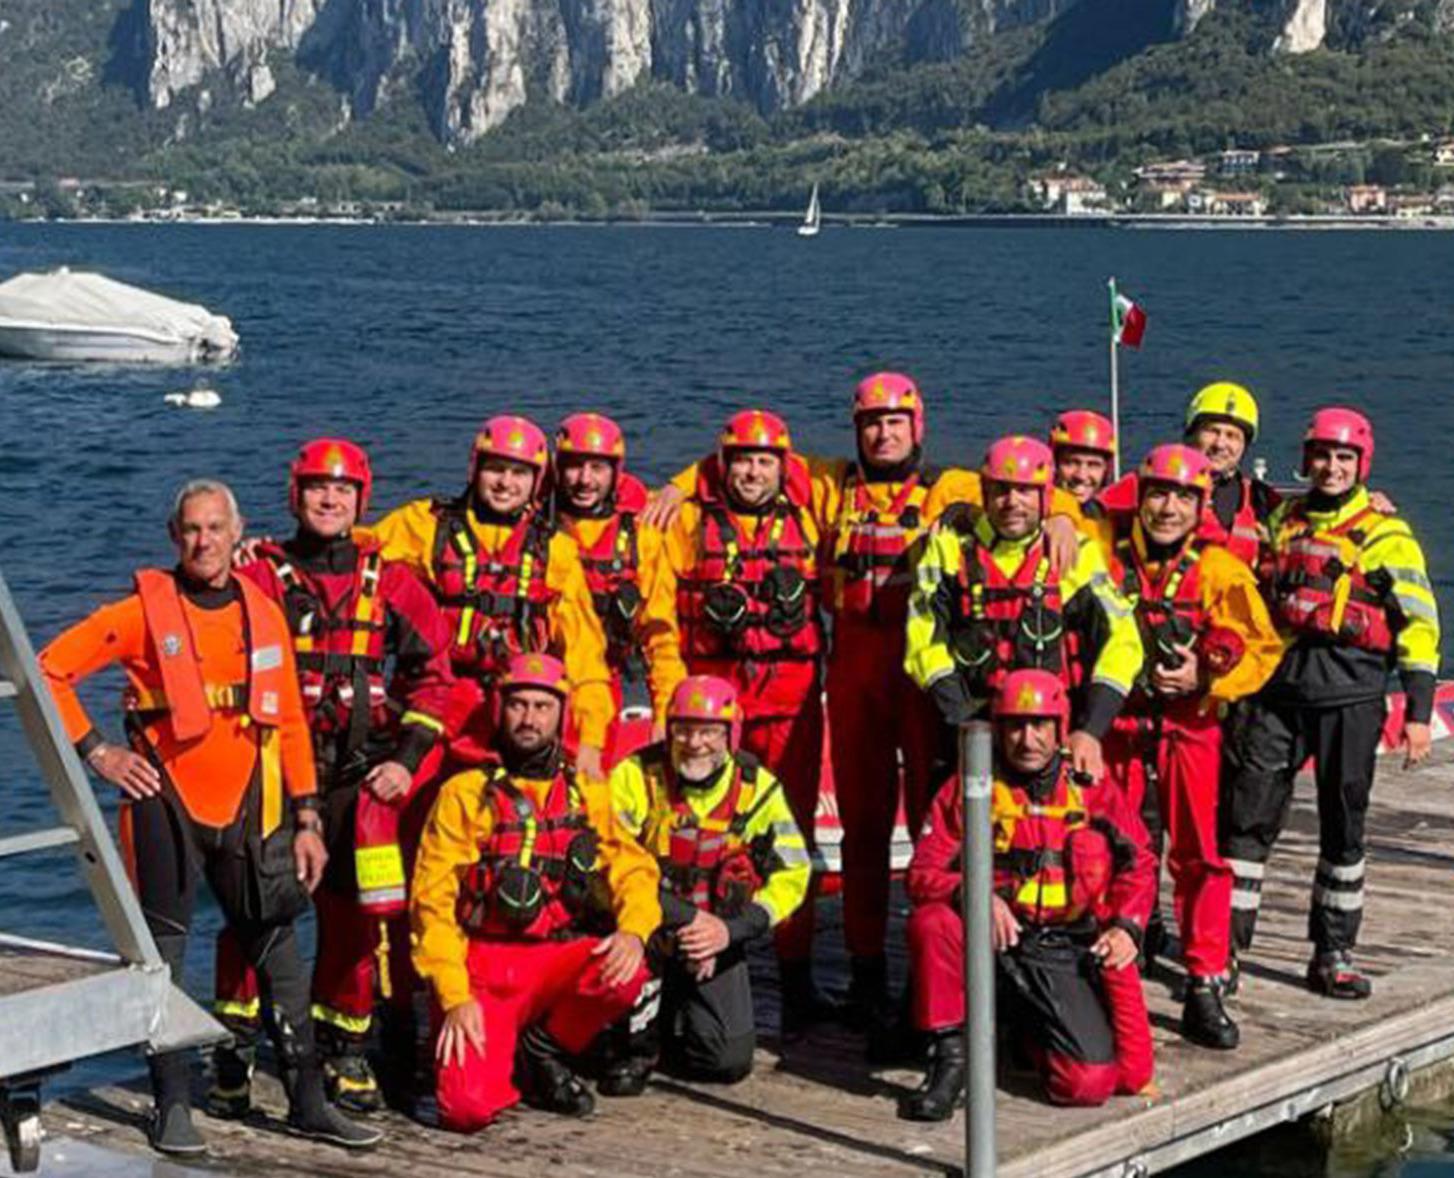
[853,372,926,444]
[1303,407,1374,482]
[555,412,626,464]
[472,415,549,486]
[1138,443,1213,505]
[1049,410,1116,459]
[993,668,1070,736]
[667,674,742,752]
[981,435,1055,510]
[718,409,793,471]
[290,437,373,518]
[495,652,570,738]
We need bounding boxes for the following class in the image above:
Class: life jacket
[1270,501,1395,654]
[1115,535,1210,701]
[127,569,291,836]
[258,540,390,768]
[457,765,604,940]
[991,764,1111,926]
[570,474,648,679]
[946,524,1079,698]
[637,746,775,916]
[1198,474,1263,565]
[429,498,558,679]
[825,465,933,621]
[677,490,824,663]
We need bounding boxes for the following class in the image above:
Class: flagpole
[1108,276,1121,480]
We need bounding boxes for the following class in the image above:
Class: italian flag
[1109,279,1147,349]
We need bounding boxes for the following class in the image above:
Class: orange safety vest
[825,466,932,622]
[128,569,292,835]
[991,766,1110,926]
[428,499,558,679]
[1270,503,1395,654]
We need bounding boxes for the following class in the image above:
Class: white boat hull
[796,225,821,238]
[0,323,230,364]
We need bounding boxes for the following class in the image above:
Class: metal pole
[960,719,996,1178]
[1107,274,1122,483]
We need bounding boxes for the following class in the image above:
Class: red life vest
[258,541,390,761]
[429,499,557,679]
[1197,474,1263,565]
[1115,536,1209,702]
[637,747,771,915]
[571,474,647,678]
[947,527,1079,698]
[677,494,824,663]
[1270,502,1395,654]
[992,765,1111,927]
[458,767,600,940]
[825,466,931,622]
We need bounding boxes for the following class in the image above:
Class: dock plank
[44,743,1454,1177]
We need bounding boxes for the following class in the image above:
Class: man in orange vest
[39,480,381,1155]
[211,440,455,1116]
[902,670,1156,1119]
[410,654,658,1130]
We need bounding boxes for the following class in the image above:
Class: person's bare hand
[594,932,646,988]
[1150,642,1200,698]
[364,760,412,803]
[436,999,486,1070]
[87,743,161,799]
[641,485,686,531]
[576,744,605,783]
[1043,514,1081,572]
[1067,730,1104,781]
[1092,926,1138,970]
[991,894,1021,953]
[293,828,328,891]
[676,910,730,962]
[1403,721,1432,770]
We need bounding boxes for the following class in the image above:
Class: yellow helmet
[1185,382,1259,444]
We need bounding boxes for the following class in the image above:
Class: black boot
[780,961,843,1043]
[274,1017,383,1149]
[898,1030,965,1122]
[1307,950,1372,1000]
[518,1025,595,1116]
[316,1021,383,1114]
[1139,911,1168,972]
[205,1035,256,1120]
[598,1055,653,1098]
[376,1006,421,1115]
[147,1052,206,1156]
[1181,975,1240,1050]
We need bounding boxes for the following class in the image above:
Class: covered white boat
[0,268,238,363]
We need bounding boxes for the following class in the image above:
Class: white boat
[0,268,238,364]
[797,183,821,237]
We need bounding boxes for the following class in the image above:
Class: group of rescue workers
[36,374,1440,1153]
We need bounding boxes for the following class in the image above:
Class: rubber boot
[780,960,843,1043]
[1307,950,1372,1000]
[897,1030,966,1122]
[147,1052,206,1156]
[274,1017,382,1149]
[1138,911,1167,974]
[316,1021,383,1114]
[376,1006,420,1115]
[518,1024,595,1117]
[1181,975,1240,1050]
[205,1035,256,1120]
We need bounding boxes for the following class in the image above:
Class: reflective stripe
[1316,858,1364,882]
[1227,858,1266,881]
[260,727,284,839]
[310,1003,372,1034]
[1311,887,1364,912]
[1395,594,1439,623]
[1385,566,1434,591]
[1230,889,1263,911]
[777,844,812,867]
[400,709,446,735]
[630,978,662,1033]
[215,997,261,1020]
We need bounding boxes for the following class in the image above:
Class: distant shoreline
[13,210,1454,231]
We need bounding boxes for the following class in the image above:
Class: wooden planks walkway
[39,742,1454,1178]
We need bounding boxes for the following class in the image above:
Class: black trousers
[1219,696,1385,954]
[126,792,316,1104]
[614,948,756,1084]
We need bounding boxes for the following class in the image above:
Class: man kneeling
[410,654,659,1131]
[600,675,811,1094]
[901,670,1156,1119]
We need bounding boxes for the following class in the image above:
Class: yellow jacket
[905,511,1144,708]
[410,766,661,1011]
[1114,524,1284,708]
[361,498,614,750]
[610,748,810,928]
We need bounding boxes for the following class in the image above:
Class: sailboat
[797,183,821,237]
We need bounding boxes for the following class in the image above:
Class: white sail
[798,183,821,237]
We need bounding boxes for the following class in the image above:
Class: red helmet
[1303,407,1374,482]
[1138,443,1213,505]
[1049,410,1116,459]
[993,668,1070,735]
[495,652,570,740]
[290,437,373,518]
[472,415,549,486]
[718,409,793,472]
[853,372,926,445]
[981,435,1055,511]
[667,674,742,752]
[555,412,626,464]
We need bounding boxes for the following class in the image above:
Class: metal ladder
[0,568,221,1172]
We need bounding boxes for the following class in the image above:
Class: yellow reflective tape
[128,683,247,712]
[1017,878,1067,911]
[214,998,261,1020]
[355,843,406,892]
[310,1004,372,1034]
[375,920,393,1002]
[260,727,283,838]
[454,531,477,647]
[352,554,380,657]
[401,709,445,735]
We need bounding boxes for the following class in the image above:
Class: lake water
[0,221,1451,1173]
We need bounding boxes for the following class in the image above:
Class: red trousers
[908,902,1153,1108]
[1104,705,1232,978]
[434,938,647,1132]
[827,620,940,959]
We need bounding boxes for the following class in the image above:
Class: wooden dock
[31,742,1454,1178]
